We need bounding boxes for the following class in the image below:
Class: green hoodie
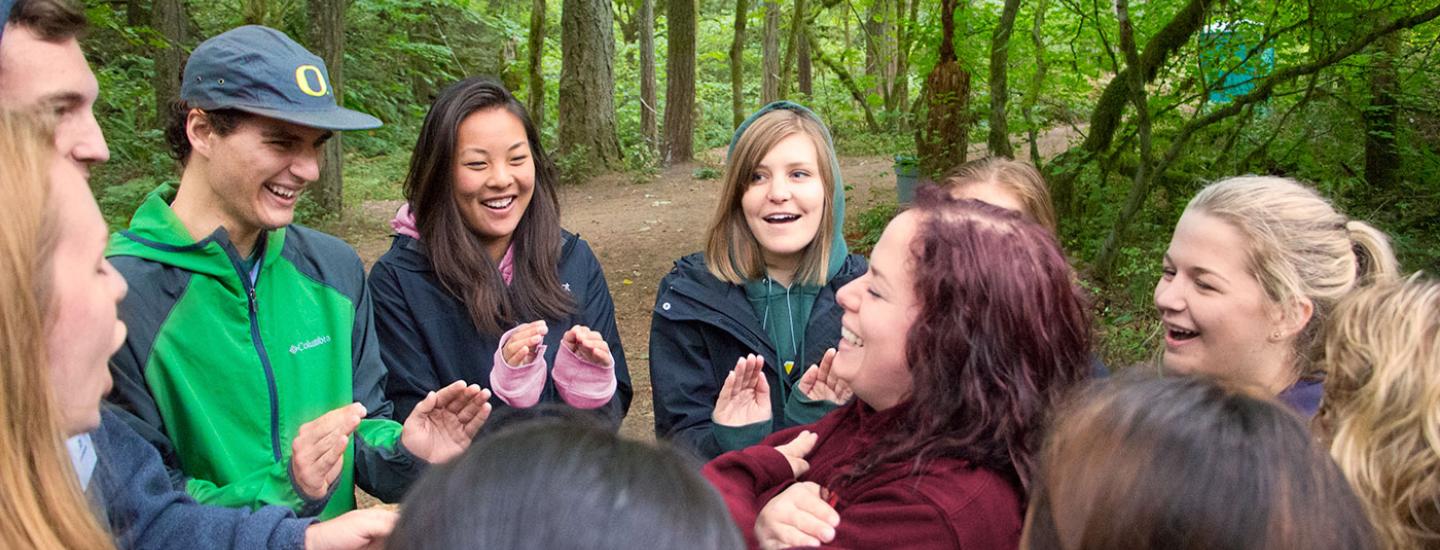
[106,184,420,520]
[718,102,851,449]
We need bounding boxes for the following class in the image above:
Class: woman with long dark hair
[368,77,631,425]
[704,189,1093,549]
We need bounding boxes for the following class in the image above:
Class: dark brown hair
[404,77,571,335]
[839,186,1093,493]
[164,102,248,165]
[1023,373,1378,550]
[6,0,87,42]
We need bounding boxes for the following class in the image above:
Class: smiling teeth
[483,197,514,209]
[765,214,799,222]
[266,184,296,199]
[841,326,864,347]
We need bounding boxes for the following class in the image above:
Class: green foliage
[691,165,722,180]
[845,201,899,256]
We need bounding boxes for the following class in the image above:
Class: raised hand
[755,481,840,550]
[562,325,613,366]
[774,430,818,478]
[401,380,492,464]
[304,508,398,550]
[291,403,365,500]
[501,320,548,366]
[712,354,772,428]
[796,348,852,404]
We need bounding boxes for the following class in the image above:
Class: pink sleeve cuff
[551,342,616,409]
[489,325,548,408]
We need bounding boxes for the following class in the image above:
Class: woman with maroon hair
[703,188,1094,549]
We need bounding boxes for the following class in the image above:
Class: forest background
[79,0,1440,368]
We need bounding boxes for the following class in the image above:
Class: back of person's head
[2,0,86,42]
[0,109,114,549]
[1024,373,1377,550]
[706,105,839,286]
[1317,276,1440,549]
[1186,176,1398,377]
[845,186,1092,491]
[388,416,742,550]
[401,76,569,335]
[939,157,1057,234]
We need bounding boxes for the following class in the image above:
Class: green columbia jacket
[106,184,422,520]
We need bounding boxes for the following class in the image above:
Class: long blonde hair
[705,109,837,286]
[1186,176,1399,378]
[0,110,115,549]
[1317,277,1440,549]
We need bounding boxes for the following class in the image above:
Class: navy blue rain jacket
[649,253,866,460]
[368,232,632,429]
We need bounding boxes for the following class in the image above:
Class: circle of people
[1,7,1435,550]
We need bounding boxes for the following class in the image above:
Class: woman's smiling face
[832,210,920,411]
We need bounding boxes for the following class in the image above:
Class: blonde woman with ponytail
[1153,175,1397,417]
[0,111,115,549]
[1317,277,1440,549]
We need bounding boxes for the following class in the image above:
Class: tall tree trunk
[127,0,148,26]
[640,0,657,149]
[864,0,890,102]
[730,0,750,127]
[662,0,697,163]
[811,33,881,132]
[308,0,346,214]
[559,0,624,169]
[797,26,812,97]
[152,0,185,127]
[987,0,1021,157]
[890,0,916,128]
[915,0,971,178]
[528,0,547,130]
[1021,0,1049,167]
[778,0,807,98]
[761,0,781,103]
[1364,31,1401,189]
[1093,0,1154,280]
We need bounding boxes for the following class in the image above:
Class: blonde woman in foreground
[1317,276,1440,549]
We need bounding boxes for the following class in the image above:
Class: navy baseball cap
[181,25,380,130]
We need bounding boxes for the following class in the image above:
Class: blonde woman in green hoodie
[649,102,865,459]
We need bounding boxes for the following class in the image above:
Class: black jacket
[367,233,632,429]
[649,252,866,459]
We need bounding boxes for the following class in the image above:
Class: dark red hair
[840,186,1093,492]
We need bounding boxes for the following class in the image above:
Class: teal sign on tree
[1199,20,1275,105]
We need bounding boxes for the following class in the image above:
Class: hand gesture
[562,325,613,366]
[401,380,492,464]
[304,508,398,550]
[755,482,840,550]
[774,430,818,478]
[796,348,852,404]
[291,403,365,500]
[712,354,772,428]
[501,320,548,366]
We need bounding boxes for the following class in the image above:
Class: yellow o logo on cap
[295,65,328,97]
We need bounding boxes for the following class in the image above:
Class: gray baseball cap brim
[221,103,382,131]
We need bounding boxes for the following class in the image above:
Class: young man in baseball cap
[106,25,492,520]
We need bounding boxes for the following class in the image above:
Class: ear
[185,109,215,160]
[1272,296,1315,341]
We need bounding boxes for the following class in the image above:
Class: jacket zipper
[229,242,285,463]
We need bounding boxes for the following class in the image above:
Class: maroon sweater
[702,401,1023,549]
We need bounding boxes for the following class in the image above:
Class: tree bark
[810,32,881,132]
[528,0,547,130]
[1092,0,1153,280]
[914,0,971,178]
[762,0,781,103]
[890,0,916,127]
[128,0,148,26]
[987,0,1021,158]
[730,0,750,127]
[559,0,624,168]
[1021,0,1048,167]
[662,0,697,163]
[1364,31,1400,189]
[308,0,346,215]
[152,0,185,127]
[778,0,806,99]
[640,0,657,148]
[798,26,812,97]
